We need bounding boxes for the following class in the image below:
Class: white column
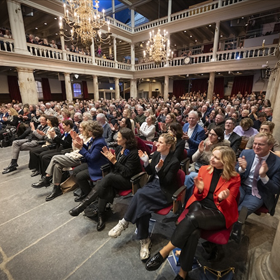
[130,79,137,98]
[168,0,172,22]
[113,37,118,68]
[212,21,220,62]
[91,38,96,65]
[131,9,135,32]
[60,34,67,61]
[93,75,99,101]
[164,75,169,100]
[64,73,73,102]
[7,0,30,55]
[165,33,171,66]
[207,72,215,101]
[131,43,135,70]
[112,0,115,23]
[17,68,38,104]
[268,67,280,110]
[115,77,120,100]
[218,0,222,8]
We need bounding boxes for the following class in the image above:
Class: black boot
[69,189,98,216]
[32,176,51,188]
[45,185,63,201]
[3,159,18,170]
[97,213,105,231]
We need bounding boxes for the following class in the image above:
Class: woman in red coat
[145,146,240,280]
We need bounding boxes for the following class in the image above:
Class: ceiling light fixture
[143,29,173,64]
[60,0,111,46]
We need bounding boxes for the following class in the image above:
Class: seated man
[182,111,205,158]
[224,118,241,153]
[237,133,280,216]
[2,115,48,174]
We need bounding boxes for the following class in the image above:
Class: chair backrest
[177,169,185,188]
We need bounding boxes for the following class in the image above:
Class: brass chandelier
[143,29,173,63]
[60,0,111,46]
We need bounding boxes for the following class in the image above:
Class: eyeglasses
[209,133,217,137]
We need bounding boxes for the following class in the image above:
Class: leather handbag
[60,175,77,193]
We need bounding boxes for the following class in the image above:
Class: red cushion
[255,205,269,215]
[155,205,173,215]
[177,208,231,245]
[118,189,132,196]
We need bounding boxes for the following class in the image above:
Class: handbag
[201,266,235,280]
[60,175,77,193]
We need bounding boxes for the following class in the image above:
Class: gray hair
[97,113,105,120]
[188,110,199,118]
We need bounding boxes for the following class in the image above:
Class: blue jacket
[182,123,205,157]
[236,149,280,216]
[79,136,109,181]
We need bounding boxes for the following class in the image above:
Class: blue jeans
[238,185,264,216]
[183,172,198,206]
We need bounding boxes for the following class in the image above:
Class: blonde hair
[9,108,18,116]
[159,133,177,152]
[207,146,238,181]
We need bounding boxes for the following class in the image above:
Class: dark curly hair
[119,128,137,150]
[47,116,59,127]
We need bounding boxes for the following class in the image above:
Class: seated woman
[108,117,131,147]
[66,121,108,201]
[68,128,142,232]
[159,113,176,134]
[107,133,180,261]
[168,122,185,162]
[31,120,94,201]
[138,115,156,141]
[34,120,74,177]
[145,146,241,280]
[28,116,61,176]
[0,108,19,140]
[234,117,258,138]
[184,127,230,203]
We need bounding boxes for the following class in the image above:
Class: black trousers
[96,173,131,214]
[72,163,92,196]
[29,145,48,170]
[171,201,226,272]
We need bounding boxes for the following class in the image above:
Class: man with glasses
[237,133,280,216]
[224,118,241,153]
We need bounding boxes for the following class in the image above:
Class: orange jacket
[186,165,241,228]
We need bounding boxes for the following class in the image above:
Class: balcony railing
[0,38,14,52]
[27,43,64,60]
[135,45,276,71]
[1,39,275,72]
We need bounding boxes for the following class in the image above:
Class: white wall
[49,78,62,94]
[0,75,9,94]
[138,82,162,93]
[243,34,279,48]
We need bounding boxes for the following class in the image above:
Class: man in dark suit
[224,118,241,153]
[237,133,280,216]
[182,111,205,158]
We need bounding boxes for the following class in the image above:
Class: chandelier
[59,0,111,46]
[143,29,173,63]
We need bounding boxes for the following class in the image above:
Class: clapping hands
[194,176,204,193]
[101,146,117,164]
[218,189,230,201]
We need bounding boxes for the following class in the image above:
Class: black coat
[111,146,142,179]
[52,132,72,149]
[228,132,242,153]
[145,151,180,202]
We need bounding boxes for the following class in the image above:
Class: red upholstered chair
[154,169,186,216]
[177,192,240,245]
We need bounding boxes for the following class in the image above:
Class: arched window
[73,83,83,98]
[36,81,43,99]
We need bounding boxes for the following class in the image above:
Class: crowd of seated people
[0,90,280,280]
